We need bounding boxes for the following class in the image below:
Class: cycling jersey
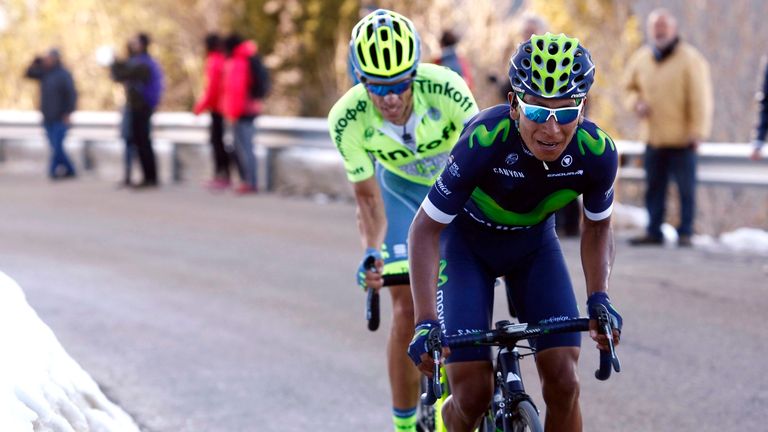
[328,63,479,186]
[421,105,618,229]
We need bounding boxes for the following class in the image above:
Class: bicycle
[420,304,621,432]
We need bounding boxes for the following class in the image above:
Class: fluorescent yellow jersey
[328,63,479,186]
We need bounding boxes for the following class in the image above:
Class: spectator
[221,33,266,194]
[24,48,78,180]
[624,8,713,247]
[488,12,548,104]
[751,58,768,161]
[433,30,474,89]
[110,33,164,189]
[194,33,240,190]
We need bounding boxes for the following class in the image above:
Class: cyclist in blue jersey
[328,9,478,432]
[407,33,623,431]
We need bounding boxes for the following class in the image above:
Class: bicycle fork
[494,345,538,429]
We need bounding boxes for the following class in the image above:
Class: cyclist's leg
[378,167,431,430]
[388,284,420,409]
[443,361,494,432]
[503,220,582,431]
[439,221,497,431]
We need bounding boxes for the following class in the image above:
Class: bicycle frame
[422,310,619,431]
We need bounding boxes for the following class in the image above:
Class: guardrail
[0,110,765,187]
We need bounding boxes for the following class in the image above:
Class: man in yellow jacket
[623,8,713,247]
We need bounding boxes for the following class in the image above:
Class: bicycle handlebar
[593,304,622,380]
[420,328,443,405]
[363,262,409,332]
[420,311,621,406]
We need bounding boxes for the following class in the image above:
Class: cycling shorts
[438,214,581,363]
[377,166,431,276]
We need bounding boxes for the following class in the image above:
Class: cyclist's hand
[356,248,383,291]
[587,292,622,351]
[407,320,450,377]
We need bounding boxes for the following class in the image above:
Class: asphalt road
[1,173,766,432]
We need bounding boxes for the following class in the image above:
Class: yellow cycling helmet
[349,9,421,84]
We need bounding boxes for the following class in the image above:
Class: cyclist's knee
[446,363,493,422]
[538,348,580,406]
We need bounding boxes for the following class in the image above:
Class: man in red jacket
[194,33,241,190]
[221,33,263,194]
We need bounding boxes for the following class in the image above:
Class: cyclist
[407,33,622,431]
[328,9,478,432]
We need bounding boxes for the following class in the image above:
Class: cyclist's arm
[580,124,618,298]
[352,177,386,250]
[408,209,447,322]
[580,215,615,297]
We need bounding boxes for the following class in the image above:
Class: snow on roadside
[0,271,140,432]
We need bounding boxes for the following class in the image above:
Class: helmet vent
[536,39,544,51]
[366,25,374,40]
[383,48,391,70]
[544,77,554,93]
[357,45,366,66]
[558,85,567,95]
[369,45,379,67]
[522,58,531,68]
[380,29,389,41]
[408,39,414,60]
[574,74,584,83]
[393,21,402,36]
[532,82,541,93]
[559,72,568,82]
[546,59,556,73]
[573,62,582,73]
[517,70,527,80]
[548,43,558,55]
[564,41,572,51]
[533,54,542,65]
[575,50,583,57]
[532,70,541,80]
[562,57,571,67]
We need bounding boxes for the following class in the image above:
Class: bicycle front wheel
[506,400,543,432]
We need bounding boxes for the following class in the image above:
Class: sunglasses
[517,98,583,124]
[365,79,413,97]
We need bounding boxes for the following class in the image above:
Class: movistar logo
[438,259,448,287]
[577,126,615,156]
[469,118,510,149]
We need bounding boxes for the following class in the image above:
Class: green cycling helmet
[350,9,421,84]
[509,32,595,99]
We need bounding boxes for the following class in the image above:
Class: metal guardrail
[0,110,765,186]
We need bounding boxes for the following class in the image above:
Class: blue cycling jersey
[422,104,618,229]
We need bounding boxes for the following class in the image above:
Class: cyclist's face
[510,94,582,162]
[367,77,414,125]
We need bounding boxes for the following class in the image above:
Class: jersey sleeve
[421,114,504,224]
[580,125,619,221]
[327,92,375,182]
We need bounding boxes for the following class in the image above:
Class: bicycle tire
[507,400,543,432]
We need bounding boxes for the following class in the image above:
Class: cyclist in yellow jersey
[328,9,478,431]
